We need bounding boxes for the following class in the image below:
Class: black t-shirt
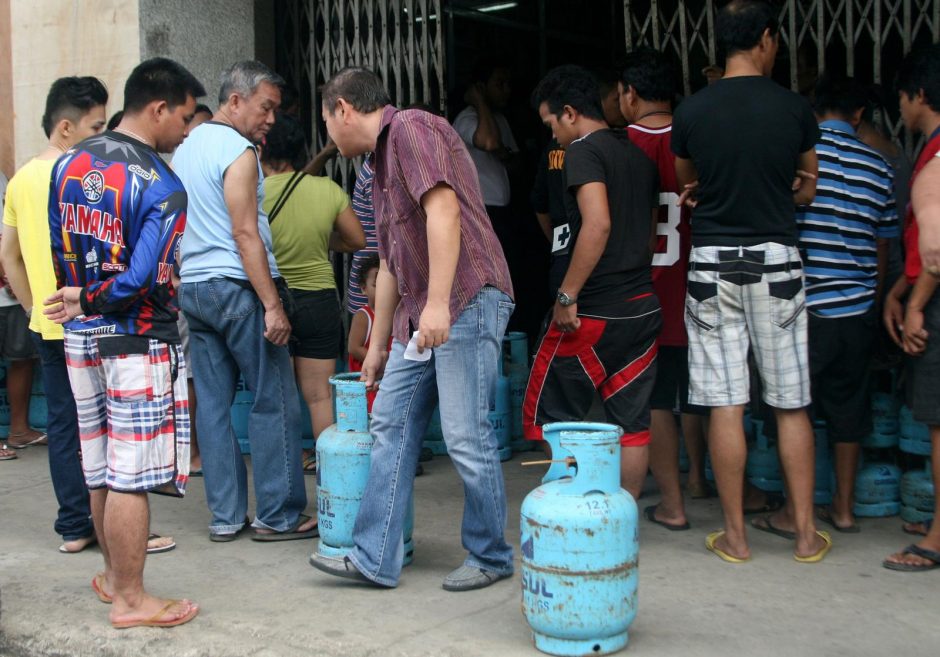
[562,128,659,308]
[532,139,569,291]
[671,76,819,247]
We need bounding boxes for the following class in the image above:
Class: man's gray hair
[321,67,390,114]
[218,60,285,106]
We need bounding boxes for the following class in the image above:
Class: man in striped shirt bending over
[796,76,898,534]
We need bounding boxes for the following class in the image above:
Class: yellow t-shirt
[262,172,350,291]
[2,158,62,339]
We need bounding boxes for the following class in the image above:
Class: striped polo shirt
[796,119,898,317]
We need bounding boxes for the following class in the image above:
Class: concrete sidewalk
[0,444,937,657]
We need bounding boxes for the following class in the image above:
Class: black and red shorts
[523,294,661,447]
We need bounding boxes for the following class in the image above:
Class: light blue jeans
[179,278,306,535]
[348,287,515,586]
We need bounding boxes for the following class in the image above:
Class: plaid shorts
[685,243,810,409]
[64,331,190,495]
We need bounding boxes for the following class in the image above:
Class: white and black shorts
[685,242,810,410]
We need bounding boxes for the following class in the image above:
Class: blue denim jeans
[30,332,94,541]
[179,278,306,534]
[348,287,515,586]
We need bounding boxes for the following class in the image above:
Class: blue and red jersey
[49,131,187,343]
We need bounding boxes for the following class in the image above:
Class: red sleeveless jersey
[904,132,940,284]
[626,123,692,346]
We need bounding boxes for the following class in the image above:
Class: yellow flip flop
[793,530,833,563]
[705,530,750,563]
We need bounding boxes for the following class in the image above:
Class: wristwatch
[557,291,577,307]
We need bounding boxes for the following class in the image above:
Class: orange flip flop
[111,599,199,630]
[91,572,112,604]
[705,530,751,563]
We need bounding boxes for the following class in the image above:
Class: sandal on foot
[59,534,97,554]
[147,533,176,554]
[643,504,690,531]
[303,454,317,476]
[816,507,860,533]
[91,572,112,604]
[0,445,17,461]
[8,432,48,449]
[751,515,796,540]
[251,513,318,542]
[111,599,199,629]
[793,531,832,563]
[902,518,933,537]
[882,544,940,572]
[705,530,750,563]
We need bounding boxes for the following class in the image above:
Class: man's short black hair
[123,57,206,114]
[359,253,380,286]
[321,67,391,114]
[896,43,940,113]
[195,103,213,116]
[813,75,869,118]
[261,112,306,170]
[106,110,123,132]
[620,48,676,103]
[717,0,779,60]
[531,65,605,121]
[41,76,108,138]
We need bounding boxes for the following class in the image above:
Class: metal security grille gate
[277,1,940,156]
[624,0,940,146]
[280,0,446,188]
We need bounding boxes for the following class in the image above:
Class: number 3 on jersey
[652,191,680,267]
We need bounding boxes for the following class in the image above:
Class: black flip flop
[251,513,319,542]
[750,514,796,540]
[883,544,940,572]
[816,507,860,533]
[643,504,690,531]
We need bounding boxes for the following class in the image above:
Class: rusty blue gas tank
[520,422,638,656]
[316,373,413,566]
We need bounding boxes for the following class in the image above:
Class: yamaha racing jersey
[49,131,186,343]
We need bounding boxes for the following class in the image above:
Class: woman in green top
[260,113,365,469]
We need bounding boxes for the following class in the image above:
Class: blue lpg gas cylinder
[316,374,414,566]
[854,460,902,517]
[492,357,512,462]
[864,392,900,448]
[747,421,783,492]
[503,331,531,453]
[900,460,935,523]
[899,406,932,455]
[520,422,638,656]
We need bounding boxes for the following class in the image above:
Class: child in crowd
[347,254,385,412]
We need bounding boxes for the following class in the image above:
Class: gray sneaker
[442,565,512,592]
[308,552,385,587]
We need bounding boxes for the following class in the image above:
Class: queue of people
[1,0,938,632]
